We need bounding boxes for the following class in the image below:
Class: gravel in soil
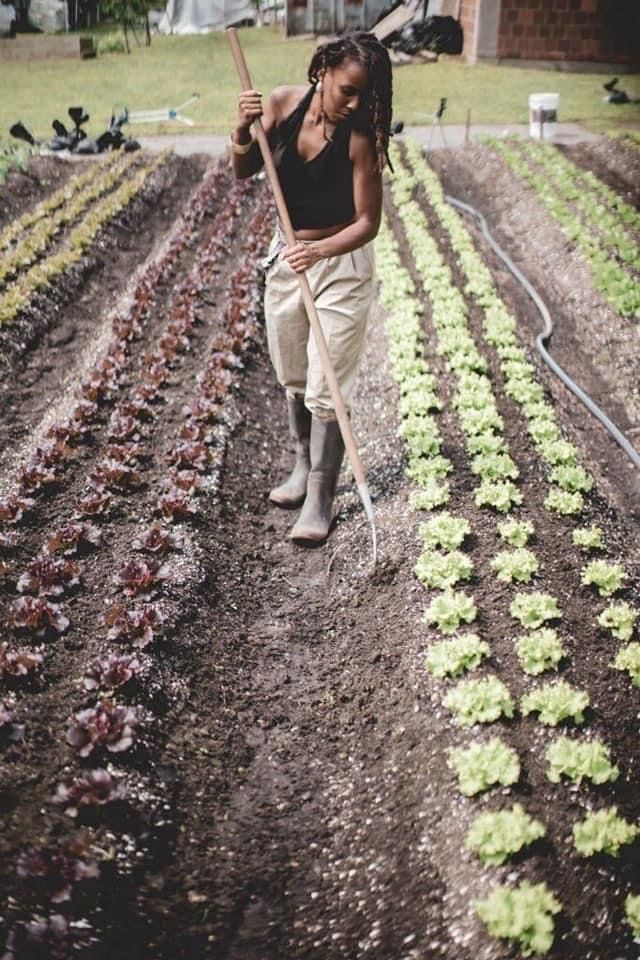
[0,141,639,960]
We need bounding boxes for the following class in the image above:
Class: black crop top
[272,86,356,231]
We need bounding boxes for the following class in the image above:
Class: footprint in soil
[47,323,77,348]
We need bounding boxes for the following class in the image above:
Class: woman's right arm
[230,88,282,179]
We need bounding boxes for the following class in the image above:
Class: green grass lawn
[1,25,639,141]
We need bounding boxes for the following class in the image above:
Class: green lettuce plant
[597,602,637,640]
[492,547,539,583]
[521,680,589,726]
[444,676,514,726]
[516,628,565,675]
[625,894,640,940]
[448,738,520,796]
[582,559,627,597]
[475,479,523,513]
[424,633,490,678]
[544,488,584,515]
[510,592,562,629]
[475,881,561,957]
[414,549,473,589]
[497,519,534,547]
[573,807,639,856]
[418,513,470,550]
[572,526,604,551]
[423,588,477,635]
[465,803,546,865]
[545,736,619,784]
[612,643,640,686]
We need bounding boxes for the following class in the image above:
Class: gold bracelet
[229,135,254,156]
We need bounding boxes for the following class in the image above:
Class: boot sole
[268,492,306,509]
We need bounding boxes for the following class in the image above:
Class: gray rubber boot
[289,417,345,543]
[269,395,311,508]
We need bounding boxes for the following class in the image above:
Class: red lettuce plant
[0,696,25,742]
[156,486,198,520]
[0,530,18,550]
[66,700,138,757]
[88,459,143,493]
[52,769,127,817]
[0,495,35,524]
[179,419,213,444]
[16,834,101,902]
[45,522,102,557]
[168,441,211,473]
[3,911,89,958]
[82,653,143,692]
[106,412,141,443]
[74,491,111,518]
[70,400,98,425]
[17,557,81,596]
[114,558,168,597]
[0,642,44,680]
[103,602,163,648]
[181,397,221,423]
[103,442,149,465]
[7,596,69,637]
[132,524,182,554]
[166,468,201,493]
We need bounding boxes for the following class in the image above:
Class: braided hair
[307,31,393,172]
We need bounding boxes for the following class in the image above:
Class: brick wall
[497,0,640,64]
[458,0,477,59]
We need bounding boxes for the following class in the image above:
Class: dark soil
[0,140,639,960]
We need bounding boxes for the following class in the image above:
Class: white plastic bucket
[529,92,559,139]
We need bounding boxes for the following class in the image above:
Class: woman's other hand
[281,241,321,273]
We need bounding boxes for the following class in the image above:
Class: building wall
[496,0,640,65]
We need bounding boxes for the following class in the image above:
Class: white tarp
[28,0,67,31]
[159,0,255,34]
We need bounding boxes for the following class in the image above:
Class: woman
[230,32,393,544]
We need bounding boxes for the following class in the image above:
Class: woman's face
[321,58,369,123]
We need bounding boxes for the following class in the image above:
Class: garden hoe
[227,27,378,565]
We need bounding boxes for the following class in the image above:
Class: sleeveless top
[272,85,356,231]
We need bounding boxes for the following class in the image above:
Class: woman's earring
[315,79,323,93]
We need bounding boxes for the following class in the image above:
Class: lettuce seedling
[545,736,619,785]
[510,592,562,629]
[612,643,640,686]
[53,769,127,818]
[444,676,514,726]
[491,547,539,583]
[550,463,593,493]
[573,807,639,857]
[598,602,637,641]
[625,894,640,941]
[497,519,534,547]
[475,478,523,513]
[66,700,139,757]
[448,737,520,796]
[414,549,473,589]
[582,559,627,597]
[103,602,163,648]
[45,521,102,556]
[572,526,604,552]
[475,881,561,957]
[423,588,477,635]
[0,642,44,681]
[418,513,470,550]
[7,596,69,638]
[114,558,169,597]
[516,628,566,675]
[521,680,589,726]
[465,803,546,865]
[425,633,490,678]
[543,487,584,515]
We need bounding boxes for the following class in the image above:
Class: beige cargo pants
[263,237,375,420]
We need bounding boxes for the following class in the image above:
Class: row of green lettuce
[487,137,640,319]
[374,138,639,957]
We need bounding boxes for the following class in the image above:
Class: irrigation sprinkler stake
[226,27,377,564]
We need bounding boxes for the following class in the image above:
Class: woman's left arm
[281,131,382,273]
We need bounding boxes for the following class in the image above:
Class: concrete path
[137,121,599,157]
